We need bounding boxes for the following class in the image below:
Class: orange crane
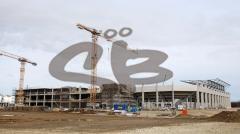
[0,49,37,105]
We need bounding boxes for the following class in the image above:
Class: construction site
[0,22,240,133]
[1,1,240,133]
[11,78,231,111]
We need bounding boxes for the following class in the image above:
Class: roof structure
[209,78,231,87]
[181,78,230,91]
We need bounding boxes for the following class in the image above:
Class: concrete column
[43,89,46,107]
[161,99,164,109]
[69,89,71,109]
[156,83,159,109]
[141,84,145,109]
[222,96,224,107]
[196,84,200,109]
[172,83,175,108]
[79,87,81,109]
[223,95,225,106]
[223,96,225,108]
[205,93,208,108]
[190,95,193,109]
[210,93,212,108]
[51,88,53,109]
[201,92,204,108]
[227,97,231,108]
[215,94,218,108]
[29,90,31,106]
[212,94,215,108]
[222,96,225,108]
[220,95,223,107]
[36,89,38,106]
[218,95,220,108]
[147,98,150,109]
[156,90,159,109]
[60,88,62,108]
[219,96,222,108]
[226,97,229,108]
[223,96,226,108]
[219,95,221,108]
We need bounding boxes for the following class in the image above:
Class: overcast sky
[0,0,239,101]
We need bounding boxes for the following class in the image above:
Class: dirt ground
[108,122,240,134]
[0,110,240,134]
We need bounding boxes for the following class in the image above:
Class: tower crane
[76,23,137,110]
[0,49,37,105]
[76,23,101,109]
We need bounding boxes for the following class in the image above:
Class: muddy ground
[0,111,240,134]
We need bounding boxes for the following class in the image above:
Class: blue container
[130,106,137,112]
[113,104,118,110]
[122,104,127,111]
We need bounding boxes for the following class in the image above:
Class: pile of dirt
[210,111,240,122]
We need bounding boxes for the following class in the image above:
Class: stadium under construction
[15,78,231,110]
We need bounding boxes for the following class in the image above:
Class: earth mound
[210,111,240,122]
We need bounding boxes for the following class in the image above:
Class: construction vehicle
[0,49,37,105]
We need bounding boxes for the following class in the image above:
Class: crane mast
[76,23,101,109]
[91,34,98,108]
[0,49,37,105]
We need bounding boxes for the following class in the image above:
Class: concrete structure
[134,78,231,109]
[18,84,135,109]
[16,78,231,110]
[101,84,136,109]
[0,95,15,107]
[18,86,100,109]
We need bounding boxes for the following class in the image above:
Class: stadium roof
[181,78,230,88]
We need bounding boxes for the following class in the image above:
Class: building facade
[135,78,231,109]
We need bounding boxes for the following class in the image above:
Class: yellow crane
[0,49,37,105]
